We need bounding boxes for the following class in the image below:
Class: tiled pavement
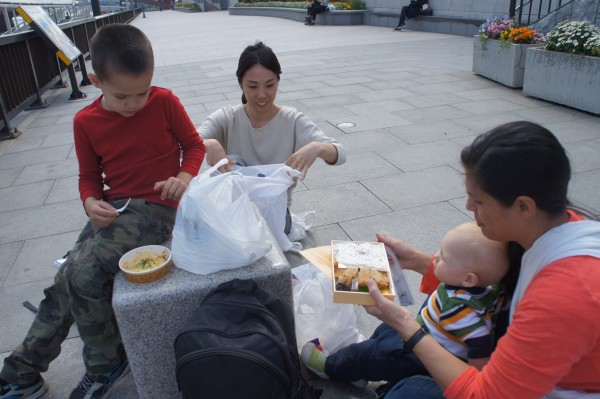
[1,10,599,399]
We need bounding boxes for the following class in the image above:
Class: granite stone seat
[112,227,292,398]
[364,12,481,36]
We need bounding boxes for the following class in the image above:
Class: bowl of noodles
[119,245,172,284]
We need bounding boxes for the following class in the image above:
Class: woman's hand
[365,279,469,389]
[204,139,234,173]
[364,280,420,337]
[376,233,432,276]
[286,142,321,180]
[84,197,118,228]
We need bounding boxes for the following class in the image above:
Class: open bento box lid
[331,240,389,271]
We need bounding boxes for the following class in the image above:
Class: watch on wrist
[404,326,428,353]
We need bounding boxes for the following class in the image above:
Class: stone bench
[229,7,481,36]
[365,12,482,36]
[112,227,292,398]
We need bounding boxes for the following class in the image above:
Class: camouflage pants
[0,199,175,384]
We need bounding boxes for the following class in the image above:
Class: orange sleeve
[444,257,600,399]
[419,256,439,295]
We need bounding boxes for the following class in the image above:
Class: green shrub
[234,0,366,9]
[234,1,306,7]
[347,0,365,10]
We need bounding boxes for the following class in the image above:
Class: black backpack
[174,278,321,399]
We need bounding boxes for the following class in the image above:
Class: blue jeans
[324,323,427,383]
[383,375,445,399]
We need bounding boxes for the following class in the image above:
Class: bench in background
[230,7,481,36]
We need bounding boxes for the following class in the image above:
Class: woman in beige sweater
[197,41,346,182]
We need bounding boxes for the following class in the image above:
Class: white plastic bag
[171,159,272,275]
[287,211,316,251]
[232,164,302,252]
[292,263,364,355]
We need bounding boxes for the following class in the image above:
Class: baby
[301,222,509,387]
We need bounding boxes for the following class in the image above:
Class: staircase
[510,0,600,32]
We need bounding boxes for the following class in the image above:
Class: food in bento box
[334,267,360,291]
[357,269,390,292]
[334,266,391,293]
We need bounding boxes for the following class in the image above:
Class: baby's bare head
[443,222,509,287]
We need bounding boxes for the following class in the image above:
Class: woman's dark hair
[492,240,524,344]
[236,42,282,104]
[461,121,571,217]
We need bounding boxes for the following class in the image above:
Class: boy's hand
[84,197,118,228]
[154,172,193,201]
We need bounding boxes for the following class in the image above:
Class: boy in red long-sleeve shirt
[0,24,205,399]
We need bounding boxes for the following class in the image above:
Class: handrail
[509,0,575,26]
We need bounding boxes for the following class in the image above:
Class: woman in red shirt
[368,121,600,399]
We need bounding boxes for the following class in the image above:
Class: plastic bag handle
[189,158,231,188]
[203,158,230,176]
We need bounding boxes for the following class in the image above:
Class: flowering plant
[507,27,546,44]
[478,16,545,45]
[545,20,600,57]
[479,16,514,40]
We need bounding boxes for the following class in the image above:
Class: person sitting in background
[394,0,429,30]
[301,222,509,389]
[305,0,329,25]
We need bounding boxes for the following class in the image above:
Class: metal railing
[0,9,140,138]
[509,0,576,26]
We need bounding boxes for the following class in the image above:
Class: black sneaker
[69,361,130,399]
[0,375,48,399]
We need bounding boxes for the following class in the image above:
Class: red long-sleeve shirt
[74,87,205,209]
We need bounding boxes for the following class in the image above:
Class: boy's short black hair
[90,24,154,82]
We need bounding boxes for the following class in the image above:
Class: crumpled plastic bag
[286,211,316,252]
[292,263,364,355]
[171,159,272,275]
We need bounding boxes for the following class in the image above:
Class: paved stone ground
[1,10,599,399]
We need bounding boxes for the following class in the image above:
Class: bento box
[331,240,396,305]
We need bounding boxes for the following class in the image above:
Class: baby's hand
[85,197,118,228]
[154,176,187,201]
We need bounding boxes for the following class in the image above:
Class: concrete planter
[523,48,600,115]
[472,36,540,88]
